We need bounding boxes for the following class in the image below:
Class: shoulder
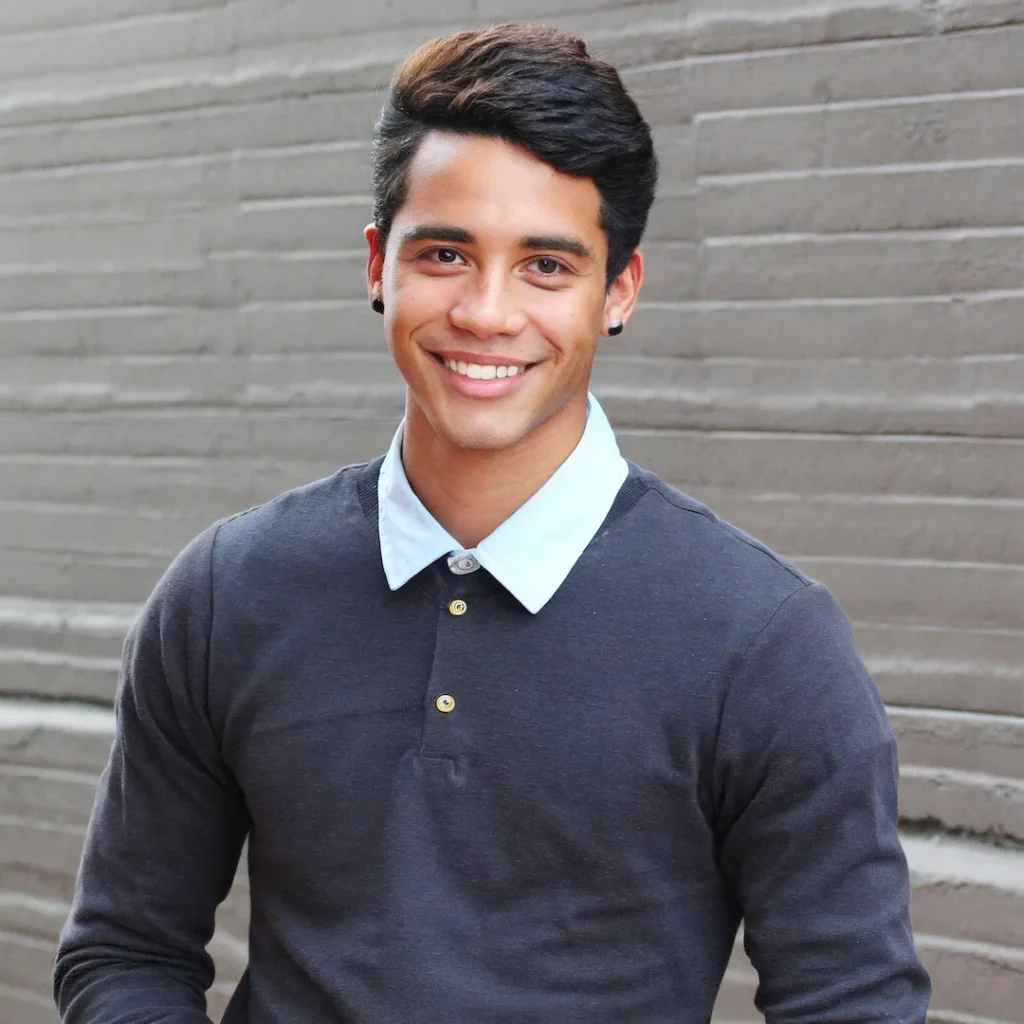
[212,457,381,563]
[149,459,383,607]
[610,466,885,741]
[618,461,812,613]
[636,465,805,575]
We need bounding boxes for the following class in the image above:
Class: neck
[401,395,589,549]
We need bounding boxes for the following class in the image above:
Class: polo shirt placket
[419,557,493,766]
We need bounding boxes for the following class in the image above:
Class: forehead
[396,132,604,245]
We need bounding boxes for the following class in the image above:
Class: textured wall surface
[1,0,1023,1021]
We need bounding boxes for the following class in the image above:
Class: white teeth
[441,359,525,380]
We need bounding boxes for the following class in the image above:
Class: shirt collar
[377,394,628,613]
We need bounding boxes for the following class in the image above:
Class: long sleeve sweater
[55,458,931,1022]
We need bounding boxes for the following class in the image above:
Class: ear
[602,248,644,336]
[365,223,385,300]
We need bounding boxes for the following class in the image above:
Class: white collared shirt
[377,394,628,613]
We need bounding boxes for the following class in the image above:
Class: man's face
[366,133,637,453]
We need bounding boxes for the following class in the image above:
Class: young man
[55,23,931,1023]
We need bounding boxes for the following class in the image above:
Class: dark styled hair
[371,23,657,287]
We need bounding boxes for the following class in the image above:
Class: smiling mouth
[432,354,533,380]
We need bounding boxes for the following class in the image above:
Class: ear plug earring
[371,296,385,314]
[607,320,623,336]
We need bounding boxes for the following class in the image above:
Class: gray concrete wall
[1,0,1022,1020]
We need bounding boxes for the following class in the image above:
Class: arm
[54,524,249,1023]
[713,581,931,1023]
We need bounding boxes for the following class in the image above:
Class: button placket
[420,591,473,761]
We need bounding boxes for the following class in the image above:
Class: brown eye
[535,257,560,274]
[437,248,459,264]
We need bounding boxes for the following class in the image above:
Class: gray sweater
[55,458,931,1022]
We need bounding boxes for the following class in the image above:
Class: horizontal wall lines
[0,82,384,137]
[0,77,386,130]
[0,498,216,518]
[705,224,1024,244]
[854,620,1024,640]
[624,354,1024,365]
[0,813,85,835]
[0,142,370,183]
[0,148,237,181]
[0,259,203,275]
[0,595,137,634]
[916,933,1024,961]
[0,980,51,1010]
[0,299,360,319]
[620,426,1024,444]
[0,18,1018,130]
[0,452,316,469]
[677,16,1024,61]
[1,0,1021,80]
[0,0,224,38]
[789,554,1024,573]
[694,84,1024,120]
[890,705,1024,729]
[0,5,215,46]
[699,156,1024,185]
[901,763,1024,791]
[623,290,1024,308]
[240,195,372,211]
[206,247,368,260]
[723,488,1024,507]
[606,7,1024,63]
[871,658,1024,688]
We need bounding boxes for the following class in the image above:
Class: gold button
[435,694,456,713]
[448,599,468,616]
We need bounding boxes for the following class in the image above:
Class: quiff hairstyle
[371,23,657,287]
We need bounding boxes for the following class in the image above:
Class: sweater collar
[377,394,628,613]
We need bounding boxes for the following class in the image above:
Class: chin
[433,409,535,453]
[441,424,531,453]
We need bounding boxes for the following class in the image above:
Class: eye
[415,247,466,267]
[528,256,569,276]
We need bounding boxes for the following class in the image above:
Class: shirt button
[448,599,468,616]
[435,694,456,713]
[447,553,480,576]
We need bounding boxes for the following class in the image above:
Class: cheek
[389,274,456,334]
[535,296,602,358]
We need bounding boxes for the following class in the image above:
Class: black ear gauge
[607,320,623,336]
[371,296,385,314]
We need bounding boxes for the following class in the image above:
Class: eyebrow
[521,234,594,261]
[398,225,594,261]
[399,225,474,246]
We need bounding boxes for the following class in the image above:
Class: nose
[448,269,526,340]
